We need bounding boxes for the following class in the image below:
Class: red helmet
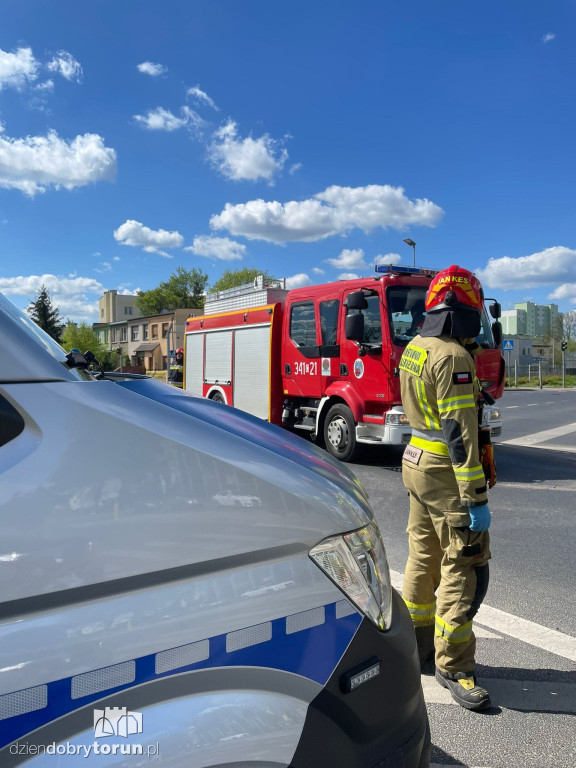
[425,265,483,313]
[176,347,183,355]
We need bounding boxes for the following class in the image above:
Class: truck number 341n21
[294,361,318,376]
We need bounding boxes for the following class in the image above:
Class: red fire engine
[184,266,505,461]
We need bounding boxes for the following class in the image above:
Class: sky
[1,0,575,323]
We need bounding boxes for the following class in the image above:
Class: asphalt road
[348,388,576,768]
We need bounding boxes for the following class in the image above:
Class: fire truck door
[282,300,326,397]
[341,291,387,397]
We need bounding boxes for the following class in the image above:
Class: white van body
[0,293,429,767]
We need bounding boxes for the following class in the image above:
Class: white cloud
[325,248,366,270]
[312,267,325,275]
[476,246,576,289]
[339,272,360,280]
[289,162,302,175]
[0,130,117,196]
[207,120,288,183]
[187,85,218,110]
[94,262,112,273]
[375,252,402,266]
[0,47,39,91]
[285,273,312,289]
[542,33,556,44]
[113,256,120,262]
[184,235,246,261]
[0,274,103,322]
[548,284,576,304]
[133,105,204,132]
[114,219,184,257]
[46,51,82,82]
[34,79,54,92]
[137,61,167,77]
[211,184,444,243]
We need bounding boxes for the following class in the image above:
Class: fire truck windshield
[386,286,496,349]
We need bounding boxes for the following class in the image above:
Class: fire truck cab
[185,267,504,462]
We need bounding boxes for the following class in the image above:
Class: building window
[124,306,133,316]
[100,308,104,319]
[143,324,149,340]
[111,329,117,343]
[131,326,139,342]
[121,327,127,342]
[151,324,158,339]
[162,322,170,338]
[103,329,109,344]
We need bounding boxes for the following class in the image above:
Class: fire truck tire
[323,403,359,462]
[210,392,225,403]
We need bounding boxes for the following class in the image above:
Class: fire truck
[184,267,505,462]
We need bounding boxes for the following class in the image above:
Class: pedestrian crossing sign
[503,339,514,351]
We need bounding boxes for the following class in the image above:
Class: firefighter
[399,265,492,711]
[168,347,184,388]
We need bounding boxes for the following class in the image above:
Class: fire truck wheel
[210,392,225,403]
[324,404,358,462]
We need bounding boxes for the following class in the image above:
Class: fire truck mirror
[346,312,365,342]
[491,320,503,348]
[345,291,369,311]
[489,301,502,319]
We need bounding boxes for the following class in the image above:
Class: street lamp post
[403,238,416,267]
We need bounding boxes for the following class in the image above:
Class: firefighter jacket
[168,361,184,386]
[399,334,488,509]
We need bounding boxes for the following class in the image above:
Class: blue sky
[1,0,575,322]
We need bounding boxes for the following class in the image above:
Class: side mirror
[346,313,365,342]
[345,291,368,310]
[488,301,501,319]
[492,321,503,348]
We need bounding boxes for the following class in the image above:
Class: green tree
[209,267,278,294]
[27,285,64,342]
[61,322,110,365]
[135,267,209,314]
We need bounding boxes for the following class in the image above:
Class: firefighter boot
[415,625,435,671]
[435,669,491,711]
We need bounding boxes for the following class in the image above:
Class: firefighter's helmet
[176,347,183,355]
[425,265,483,313]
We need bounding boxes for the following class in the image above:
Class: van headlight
[309,520,392,630]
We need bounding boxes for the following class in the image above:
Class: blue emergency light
[375,265,438,277]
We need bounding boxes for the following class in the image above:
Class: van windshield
[0,292,95,381]
[386,286,495,348]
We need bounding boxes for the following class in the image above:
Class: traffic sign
[503,339,514,351]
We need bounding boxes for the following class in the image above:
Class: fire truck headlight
[385,412,410,426]
[309,521,392,631]
[489,408,501,421]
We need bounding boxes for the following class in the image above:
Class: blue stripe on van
[0,600,361,750]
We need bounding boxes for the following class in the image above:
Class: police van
[0,292,430,767]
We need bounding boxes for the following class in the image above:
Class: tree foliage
[27,285,64,341]
[562,310,576,345]
[62,322,109,362]
[209,267,278,294]
[135,267,209,315]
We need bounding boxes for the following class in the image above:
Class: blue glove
[468,504,491,532]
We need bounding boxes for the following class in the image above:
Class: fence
[505,361,576,387]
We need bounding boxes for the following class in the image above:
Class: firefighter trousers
[402,460,491,675]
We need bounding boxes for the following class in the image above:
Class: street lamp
[403,238,416,267]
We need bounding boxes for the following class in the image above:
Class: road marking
[422,675,576,713]
[390,570,576,662]
[506,405,520,408]
[527,403,538,406]
[501,423,576,449]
